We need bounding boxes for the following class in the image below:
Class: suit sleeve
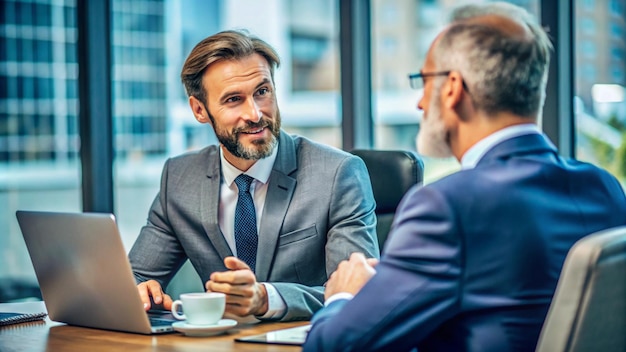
[324,155,380,267]
[272,155,380,321]
[303,185,462,352]
[128,159,187,287]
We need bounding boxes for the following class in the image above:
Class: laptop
[16,210,176,334]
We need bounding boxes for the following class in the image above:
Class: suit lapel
[255,131,297,281]
[201,146,234,260]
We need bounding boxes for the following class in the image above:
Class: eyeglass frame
[407,71,469,93]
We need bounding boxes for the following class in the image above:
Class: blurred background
[1,0,625,301]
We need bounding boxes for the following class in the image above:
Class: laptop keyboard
[149,316,174,327]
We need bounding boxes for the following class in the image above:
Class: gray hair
[433,2,553,118]
[449,2,538,24]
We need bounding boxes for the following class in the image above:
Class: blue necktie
[234,174,258,272]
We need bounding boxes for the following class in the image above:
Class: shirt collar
[461,124,541,169]
[220,144,278,186]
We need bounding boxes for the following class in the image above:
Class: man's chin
[240,140,276,160]
[416,134,453,158]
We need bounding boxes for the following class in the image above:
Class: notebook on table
[0,312,47,326]
[235,324,311,345]
[16,210,176,334]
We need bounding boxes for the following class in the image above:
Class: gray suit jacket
[129,131,379,321]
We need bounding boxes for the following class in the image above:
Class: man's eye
[257,88,268,95]
[226,96,241,103]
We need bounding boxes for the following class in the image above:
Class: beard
[415,88,453,158]
[212,110,281,160]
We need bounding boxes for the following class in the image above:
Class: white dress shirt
[218,145,287,319]
[460,123,541,169]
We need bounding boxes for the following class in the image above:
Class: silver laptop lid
[16,210,172,334]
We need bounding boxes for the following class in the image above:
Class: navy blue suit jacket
[303,133,626,352]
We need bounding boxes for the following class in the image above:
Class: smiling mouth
[240,126,266,135]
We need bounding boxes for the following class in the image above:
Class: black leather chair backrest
[535,226,626,352]
[351,149,423,252]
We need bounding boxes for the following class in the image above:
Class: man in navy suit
[303,3,626,352]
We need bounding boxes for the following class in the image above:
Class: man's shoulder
[168,144,219,163]
[162,145,219,176]
[408,167,501,207]
[425,168,480,192]
[561,156,616,177]
[423,154,623,198]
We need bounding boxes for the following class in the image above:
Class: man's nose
[242,99,262,123]
[417,96,425,111]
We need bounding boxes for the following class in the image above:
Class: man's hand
[137,279,173,311]
[325,252,378,300]
[205,256,268,317]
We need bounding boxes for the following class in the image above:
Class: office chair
[535,226,626,352]
[350,149,423,252]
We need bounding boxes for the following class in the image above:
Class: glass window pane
[575,0,626,182]
[372,0,540,184]
[0,0,81,301]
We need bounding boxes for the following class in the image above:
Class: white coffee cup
[170,292,225,326]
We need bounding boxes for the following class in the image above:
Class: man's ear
[189,96,211,124]
[441,71,464,110]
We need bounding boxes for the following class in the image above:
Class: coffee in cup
[171,292,225,325]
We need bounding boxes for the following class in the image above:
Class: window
[2,0,624,302]
[582,0,595,11]
[611,22,624,40]
[582,64,598,81]
[291,33,334,91]
[110,0,340,256]
[0,0,81,289]
[581,18,596,34]
[575,0,626,183]
[581,41,597,58]
[612,47,625,61]
[371,0,541,183]
[612,66,625,81]
[610,0,624,15]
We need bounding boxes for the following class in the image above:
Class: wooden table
[0,301,308,351]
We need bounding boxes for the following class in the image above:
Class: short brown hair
[180,29,281,106]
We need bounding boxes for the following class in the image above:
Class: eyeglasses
[408,71,470,93]
[407,71,452,90]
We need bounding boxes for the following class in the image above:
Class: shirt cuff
[324,292,355,306]
[256,283,286,319]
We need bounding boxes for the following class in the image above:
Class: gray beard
[415,103,453,158]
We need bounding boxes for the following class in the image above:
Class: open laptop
[16,210,175,334]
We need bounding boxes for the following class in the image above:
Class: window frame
[77,0,576,213]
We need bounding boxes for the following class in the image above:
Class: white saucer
[172,319,238,337]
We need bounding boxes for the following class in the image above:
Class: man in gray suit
[128,30,379,322]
